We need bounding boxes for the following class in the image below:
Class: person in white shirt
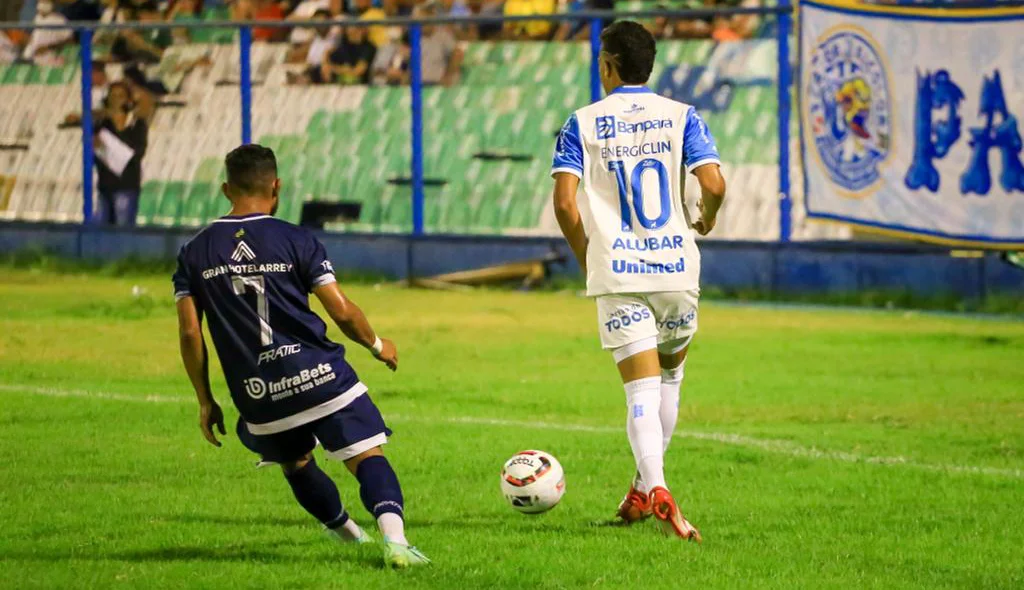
[22,1,73,64]
[550,20,726,542]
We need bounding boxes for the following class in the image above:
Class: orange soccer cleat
[649,486,702,543]
[615,485,653,524]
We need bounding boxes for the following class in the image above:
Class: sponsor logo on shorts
[658,308,696,330]
[604,305,652,333]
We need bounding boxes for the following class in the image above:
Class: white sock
[331,516,365,541]
[660,361,685,452]
[624,376,666,491]
[377,512,409,546]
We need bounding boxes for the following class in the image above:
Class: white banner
[799,0,1024,248]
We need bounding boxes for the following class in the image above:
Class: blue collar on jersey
[610,85,653,95]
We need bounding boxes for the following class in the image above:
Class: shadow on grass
[163,513,310,528]
[6,540,384,569]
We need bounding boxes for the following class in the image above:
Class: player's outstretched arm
[692,164,726,236]
[176,296,225,447]
[552,172,587,271]
[313,283,398,371]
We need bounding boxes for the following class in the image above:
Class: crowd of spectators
[2,0,764,72]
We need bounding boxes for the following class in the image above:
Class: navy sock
[283,458,349,528]
[355,455,405,519]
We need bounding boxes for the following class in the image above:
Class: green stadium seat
[155,181,188,225]
[193,157,223,183]
[137,181,165,225]
[3,64,30,84]
[180,182,218,226]
[24,66,43,84]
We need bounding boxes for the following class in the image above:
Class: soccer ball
[500,450,565,514]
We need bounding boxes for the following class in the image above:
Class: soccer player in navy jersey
[173,145,429,568]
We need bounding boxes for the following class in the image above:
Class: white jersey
[551,86,721,297]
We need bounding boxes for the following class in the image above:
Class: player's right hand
[374,338,398,372]
[199,402,226,447]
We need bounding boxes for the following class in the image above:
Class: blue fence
[0,6,793,238]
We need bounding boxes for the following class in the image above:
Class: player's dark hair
[600,20,657,85]
[225,144,278,196]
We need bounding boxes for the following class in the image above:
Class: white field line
[2,383,1022,480]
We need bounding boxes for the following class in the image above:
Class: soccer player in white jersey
[551,21,726,541]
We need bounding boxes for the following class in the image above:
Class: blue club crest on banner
[805,28,892,194]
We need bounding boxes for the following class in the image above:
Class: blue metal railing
[1,7,794,239]
[78,28,94,222]
[776,0,793,243]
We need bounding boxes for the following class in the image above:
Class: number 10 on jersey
[609,158,671,231]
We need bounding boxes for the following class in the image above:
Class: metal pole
[410,24,424,236]
[80,29,94,223]
[777,1,793,242]
[240,26,253,145]
[589,17,602,103]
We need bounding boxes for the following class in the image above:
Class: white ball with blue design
[500,450,565,514]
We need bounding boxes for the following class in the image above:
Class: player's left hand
[693,200,717,236]
[199,402,226,447]
[374,338,398,372]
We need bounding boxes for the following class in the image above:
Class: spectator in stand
[352,0,391,48]
[286,9,340,83]
[417,1,464,86]
[503,0,556,40]
[323,21,375,84]
[110,2,173,63]
[382,0,417,18]
[651,0,713,40]
[286,0,340,55]
[61,0,104,23]
[286,3,332,62]
[234,0,289,42]
[22,1,74,66]
[93,80,153,227]
[0,31,22,64]
[168,0,203,44]
[370,30,409,86]
[465,0,503,40]
[711,0,761,41]
[554,0,614,41]
[436,0,474,41]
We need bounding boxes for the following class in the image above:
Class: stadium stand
[0,14,848,240]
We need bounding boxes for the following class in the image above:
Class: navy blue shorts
[236,394,392,464]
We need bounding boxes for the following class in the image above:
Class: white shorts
[595,290,700,351]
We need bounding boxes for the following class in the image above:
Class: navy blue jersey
[173,213,363,434]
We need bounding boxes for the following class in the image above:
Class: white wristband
[370,336,384,356]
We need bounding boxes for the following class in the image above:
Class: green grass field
[1,268,1023,589]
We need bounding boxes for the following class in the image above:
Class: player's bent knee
[343,446,385,475]
[280,452,314,475]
